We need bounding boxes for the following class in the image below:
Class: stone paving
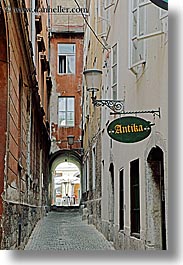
[25,210,114,251]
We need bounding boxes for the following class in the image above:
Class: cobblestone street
[25,210,114,251]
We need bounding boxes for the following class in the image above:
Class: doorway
[146,146,167,250]
[108,163,114,241]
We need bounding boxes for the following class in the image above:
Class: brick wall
[50,33,84,151]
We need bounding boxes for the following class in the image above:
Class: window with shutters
[112,43,118,100]
[129,0,163,73]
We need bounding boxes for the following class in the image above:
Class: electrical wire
[73,0,109,51]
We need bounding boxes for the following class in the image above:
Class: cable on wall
[73,0,109,52]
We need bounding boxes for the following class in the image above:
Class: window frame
[58,96,75,127]
[92,146,96,190]
[57,43,76,75]
[130,159,140,238]
[111,43,118,100]
[129,0,164,72]
[119,168,124,231]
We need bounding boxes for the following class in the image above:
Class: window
[130,159,140,237]
[100,0,111,36]
[92,147,96,190]
[58,97,75,127]
[130,0,146,69]
[18,72,23,160]
[87,156,90,191]
[105,0,115,9]
[129,0,163,72]
[112,44,117,100]
[119,169,124,230]
[58,44,76,74]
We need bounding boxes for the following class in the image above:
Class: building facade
[49,0,85,205]
[82,0,103,230]
[0,0,51,249]
[82,0,168,250]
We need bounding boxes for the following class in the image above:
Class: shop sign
[107,117,154,143]
[150,0,168,10]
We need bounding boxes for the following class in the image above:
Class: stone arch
[145,146,167,250]
[49,150,82,206]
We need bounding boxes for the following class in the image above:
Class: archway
[108,163,114,241]
[146,146,167,250]
[49,150,82,207]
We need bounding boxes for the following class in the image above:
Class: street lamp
[67,135,75,146]
[83,68,124,112]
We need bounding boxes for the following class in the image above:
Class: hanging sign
[107,117,154,144]
[150,0,168,10]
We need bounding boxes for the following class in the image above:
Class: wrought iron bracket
[110,107,161,118]
[92,97,125,112]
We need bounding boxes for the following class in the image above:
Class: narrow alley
[0,0,168,251]
[24,209,114,251]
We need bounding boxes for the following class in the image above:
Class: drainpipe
[31,0,36,64]
[47,0,51,63]
[26,92,32,178]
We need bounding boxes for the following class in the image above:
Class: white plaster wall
[101,0,168,248]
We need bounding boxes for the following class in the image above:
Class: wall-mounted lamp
[67,135,84,155]
[67,135,75,146]
[83,69,124,112]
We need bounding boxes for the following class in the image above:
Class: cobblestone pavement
[25,210,114,251]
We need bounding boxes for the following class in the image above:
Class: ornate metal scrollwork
[92,98,125,112]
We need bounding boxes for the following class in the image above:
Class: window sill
[131,233,140,239]
[57,73,75,76]
[59,126,75,128]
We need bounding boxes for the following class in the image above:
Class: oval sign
[150,0,168,10]
[107,117,153,144]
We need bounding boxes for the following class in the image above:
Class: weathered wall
[0,0,51,249]
[50,0,85,33]
[0,5,8,245]
[50,33,83,151]
[82,0,103,231]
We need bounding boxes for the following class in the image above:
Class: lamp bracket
[110,108,161,118]
[92,97,125,112]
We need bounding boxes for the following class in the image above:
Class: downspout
[31,0,36,65]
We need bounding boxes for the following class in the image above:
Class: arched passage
[146,146,167,250]
[49,150,82,207]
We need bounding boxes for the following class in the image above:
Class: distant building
[49,0,85,203]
